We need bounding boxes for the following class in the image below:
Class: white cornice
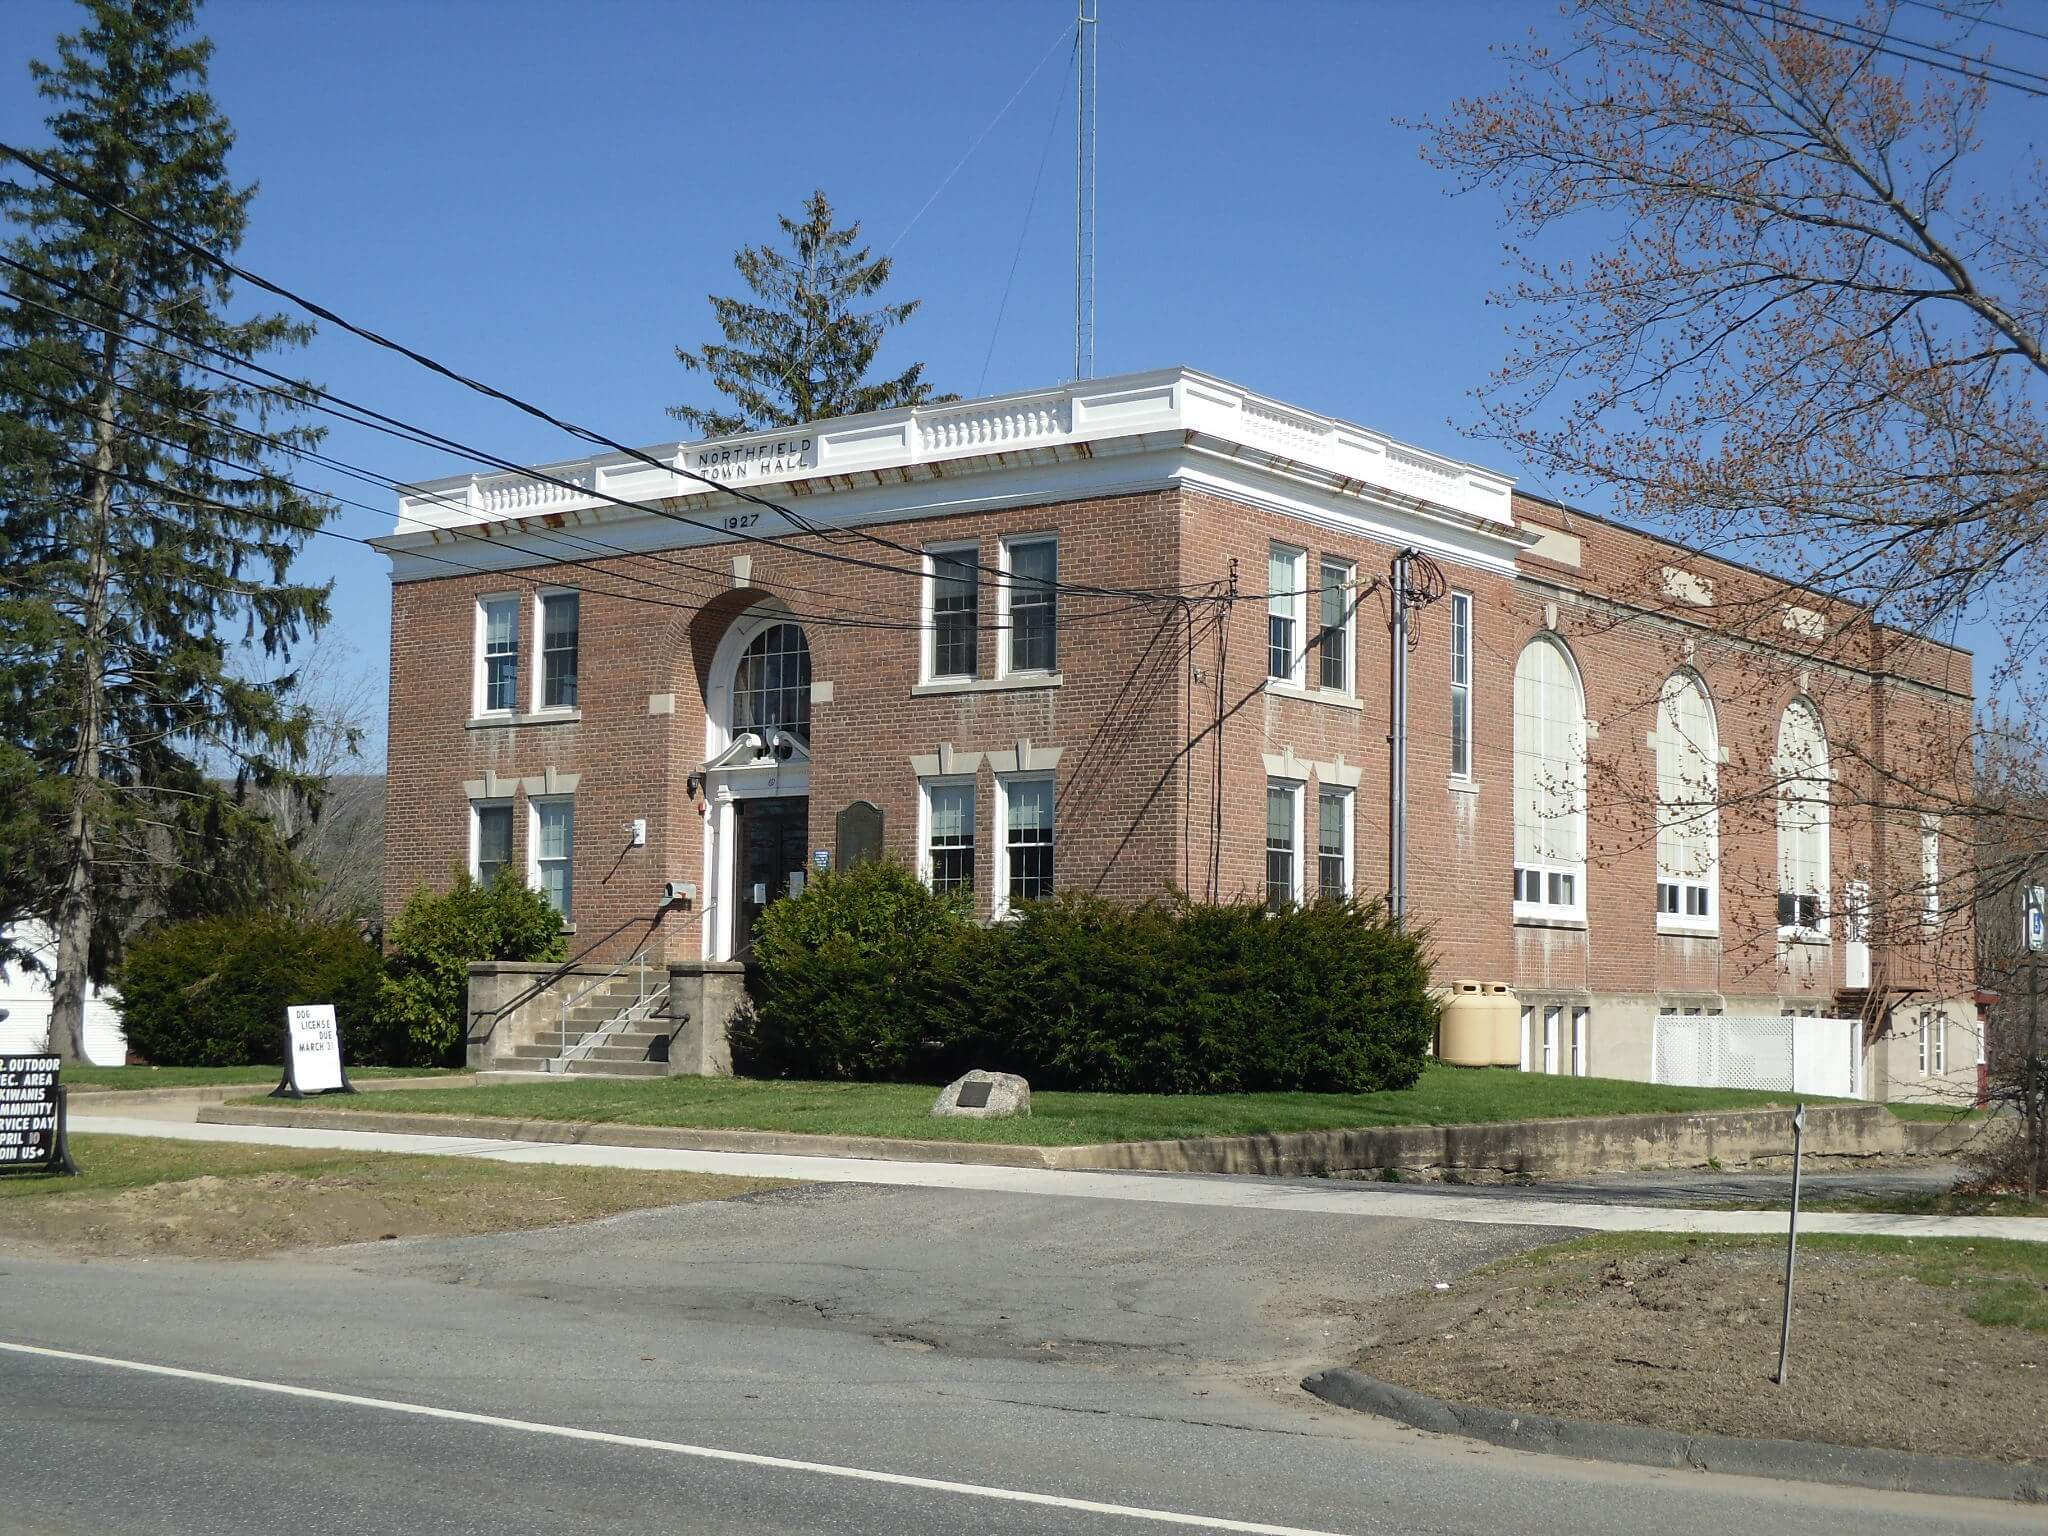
[381,368,1519,578]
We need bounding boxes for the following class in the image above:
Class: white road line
[0,1339,1353,1536]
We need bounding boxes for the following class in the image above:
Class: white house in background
[0,923,126,1065]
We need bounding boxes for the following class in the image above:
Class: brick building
[380,368,1980,1101]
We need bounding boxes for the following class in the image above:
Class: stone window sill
[1447,777,1479,796]
[466,709,583,730]
[1777,927,1831,948]
[1657,921,1720,939]
[1263,680,1363,712]
[1514,913,1588,932]
[912,673,1063,698]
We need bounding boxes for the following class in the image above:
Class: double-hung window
[1654,672,1719,928]
[922,781,976,898]
[539,591,579,710]
[531,798,574,920]
[926,546,979,681]
[1448,592,1472,779]
[1316,787,1350,900]
[478,596,519,715]
[1920,814,1941,928]
[1004,537,1058,675]
[1317,559,1352,693]
[1265,778,1302,909]
[1511,636,1586,918]
[1267,545,1305,685]
[1002,776,1054,907]
[472,802,513,887]
[1775,700,1830,934]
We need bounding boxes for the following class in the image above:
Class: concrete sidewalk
[69,1112,2048,1243]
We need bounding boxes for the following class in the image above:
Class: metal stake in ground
[1773,1100,1806,1386]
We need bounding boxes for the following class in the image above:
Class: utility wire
[1897,0,2048,46]
[1701,0,2048,97]
[0,142,1197,607]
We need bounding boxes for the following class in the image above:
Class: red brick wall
[384,481,1977,1008]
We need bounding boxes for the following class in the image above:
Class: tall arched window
[1655,671,1719,927]
[731,622,811,744]
[1775,699,1830,933]
[1512,635,1586,916]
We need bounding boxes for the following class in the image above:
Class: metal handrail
[558,948,652,1060]
[554,982,672,1070]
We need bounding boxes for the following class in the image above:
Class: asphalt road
[1,1181,2037,1535]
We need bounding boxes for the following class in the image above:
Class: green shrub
[732,859,975,1080]
[376,872,567,1066]
[116,915,384,1068]
[741,877,1437,1095]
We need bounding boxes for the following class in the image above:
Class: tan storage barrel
[1439,980,1490,1067]
[1487,983,1521,1067]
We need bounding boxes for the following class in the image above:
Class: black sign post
[271,1003,357,1100]
[0,1055,80,1178]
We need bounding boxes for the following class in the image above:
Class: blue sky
[0,0,2023,760]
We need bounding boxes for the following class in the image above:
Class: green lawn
[1883,1101,1988,1123]
[257,1064,1840,1147]
[64,1064,459,1091]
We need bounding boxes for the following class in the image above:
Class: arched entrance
[700,607,813,959]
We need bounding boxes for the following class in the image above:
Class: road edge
[1301,1367,2045,1504]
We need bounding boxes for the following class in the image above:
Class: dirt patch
[0,1144,787,1260]
[1354,1236,2048,1466]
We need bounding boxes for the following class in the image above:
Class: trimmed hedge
[733,861,1437,1094]
[115,915,384,1068]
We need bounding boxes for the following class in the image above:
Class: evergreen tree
[0,0,334,1060]
[671,189,947,436]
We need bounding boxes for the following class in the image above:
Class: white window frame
[1512,635,1587,923]
[1541,1005,1560,1074]
[474,593,520,718]
[1314,785,1353,901]
[1265,776,1305,908]
[1267,544,1307,687]
[1448,591,1472,781]
[1315,558,1355,697]
[993,773,1055,918]
[1775,699,1832,939]
[1920,814,1941,928]
[917,776,977,900]
[469,798,514,886]
[1931,1011,1948,1075]
[997,533,1059,679]
[528,795,575,923]
[531,587,581,715]
[920,541,981,684]
[1654,671,1720,935]
[1518,1005,1534,1072]
[1570,1006,1588,1077]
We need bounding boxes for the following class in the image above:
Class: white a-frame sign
[273,1004,357,1099]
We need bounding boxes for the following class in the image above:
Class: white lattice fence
[1652,1015,1862,1099]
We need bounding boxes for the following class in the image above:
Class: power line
[1701,0,2048,97]
[1897,0,2048,47]
[0,141,1200,609]
[979,35,1076,396]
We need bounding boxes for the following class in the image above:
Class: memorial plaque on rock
[932,1070,1030,1120]
[836,800,884,868]
[0,1055,79,1177]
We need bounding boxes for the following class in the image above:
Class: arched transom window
[1512,635,1586,916]
[1655,671,1719,927]
[732,622,811,745]
[1775,699,1830,933]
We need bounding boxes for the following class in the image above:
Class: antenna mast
[1074,0,1098,380]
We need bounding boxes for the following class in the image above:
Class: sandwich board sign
[0,1055,79,1177]
[272,1004,356,1099]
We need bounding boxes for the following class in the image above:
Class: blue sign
[2028,886,2045,953]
